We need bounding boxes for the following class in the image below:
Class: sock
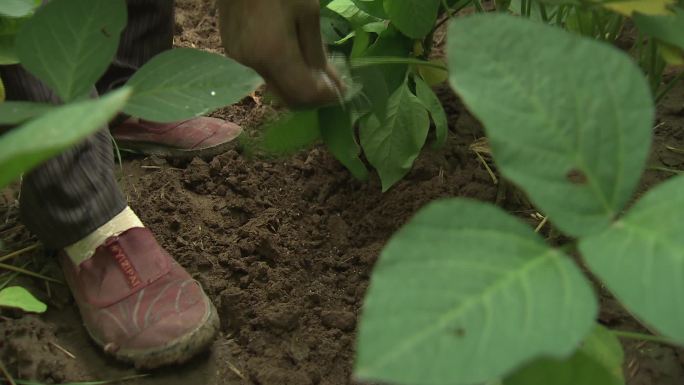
[64,206,144,265]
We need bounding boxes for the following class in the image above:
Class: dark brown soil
[2,1,684,384]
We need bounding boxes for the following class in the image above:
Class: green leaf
[0,75,4,102]
[0,102,54,125]
[383,0,440,38]
[505,325,625,385]
[0,0,40,18]
[362,26,413,92]
[352,0,388,18]
[123,48,262,123]
[327,0,379,27]
[0,87,131,189]
[600,0,676,16]
[355,199,598,385]
[360,81,429,191]
[447,14,653,237]
[15,0,126,102]
[0,286,46,313]
[579,175,684,344]
[261,110,320,155]
[319,105,369,180]
[634,7,684,51]
[414,75,448,147]
[0,16,26,65]
[353,65,390,118]
[321,7,351,44]
[417,59,449,86]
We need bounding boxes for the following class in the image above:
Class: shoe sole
[87,298,220,369]
[114,139,239,160]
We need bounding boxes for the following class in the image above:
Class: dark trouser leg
[97,0,175,93]
[0,65,127,249]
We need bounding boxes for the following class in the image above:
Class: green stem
[0,360,16,385]
[655,70,684,104]
[635,30,643,65]
[441,0,455,18]
[0,262,30,291]
[350,57,448,71]
[649,39,659,91]
[593,10,605,39]
[606,14,623,42]
[0,262,63,285]
[539,3,549,22]
[0,243,40,264]
[473,0,485,13]
[648,166,683,174]
[555,5,567,25]
[612,330,682,347]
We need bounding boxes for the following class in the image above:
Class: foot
[110,117,242,159]
[60,227,219,369]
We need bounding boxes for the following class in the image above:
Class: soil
[2,1,684,384]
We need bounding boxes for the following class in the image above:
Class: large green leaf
[360,81,429,191]
[0,286,46,313]
[15,0,126,102]
[414,75,448,147]
[0,88,131,188]
[327,0,379,27]
[123,48,262,123]
[260,110,320,155]
[580,175,684,344]
[355,199,598,385]
[319,105,369,180]
[599,0,676,16]
[0,101,53,125]
[383,0,440,38]
[361,26,413,92]
[505,325,624,385]
[0,0,40,18]
[448,14,653,237]
[634,7,684,51]
[352,0,388,18]
[0,16,26,65]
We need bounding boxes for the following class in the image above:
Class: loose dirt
[2,1,684,384]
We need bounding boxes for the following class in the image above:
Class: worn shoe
[110,117,242,159]
[60,227,219,369]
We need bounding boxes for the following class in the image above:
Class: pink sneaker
[110,117,242,159]
[60,228,219,369]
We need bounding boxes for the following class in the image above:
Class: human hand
[217,0,343,107]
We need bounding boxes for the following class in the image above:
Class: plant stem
[612,330,681,347]
[655,70,684,104]
[555,5,567,25]
[539,3,549,22]
[350,57,448,71]
[432,0,472,32]
[0,360,16,385]
[0,262,63,285]
[441,0,455,18]
[0,262,30,291]
[606,14,623,42]
[473,0,485,13]
[649,39,658,91]
[0,243,40,264]
[647,166,683,174]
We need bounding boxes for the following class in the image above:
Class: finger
[261,55,338,107]
[323,62,345,93]
[295,3,328,70]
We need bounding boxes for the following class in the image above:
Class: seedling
[355,11,684,385]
